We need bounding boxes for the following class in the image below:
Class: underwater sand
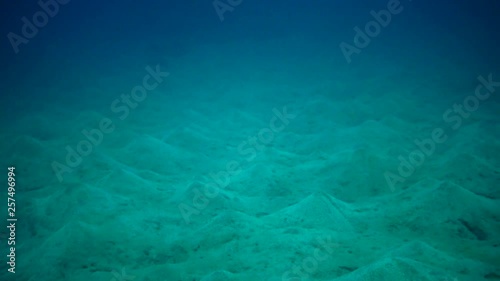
[1,37,499,281]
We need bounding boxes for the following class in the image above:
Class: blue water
[1,1,499,280]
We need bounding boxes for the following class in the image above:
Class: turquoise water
[1,1,499,280]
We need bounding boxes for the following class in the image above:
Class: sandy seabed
[1,39,499,281]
